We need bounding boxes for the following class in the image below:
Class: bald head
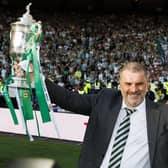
[119,62,147,80]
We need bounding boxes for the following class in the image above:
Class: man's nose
[130,84,138,92]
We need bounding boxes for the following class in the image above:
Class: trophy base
[8,77,34,97]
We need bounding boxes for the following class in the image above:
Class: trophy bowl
[10,22,30,56]
[9,3,34,58]
[8,3,35,90]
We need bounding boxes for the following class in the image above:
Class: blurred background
[0,0,168,13]
[1,0,168,167]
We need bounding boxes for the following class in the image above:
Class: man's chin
[128,99,141,107]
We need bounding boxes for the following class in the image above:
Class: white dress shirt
[100,99,150,168]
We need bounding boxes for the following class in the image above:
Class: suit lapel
[146,99,161,165]
[104,93,122,151]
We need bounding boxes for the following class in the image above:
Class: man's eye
[126,83,131,86]
[136,83,144,86]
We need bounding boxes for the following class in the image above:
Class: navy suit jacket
[46,79,168,168]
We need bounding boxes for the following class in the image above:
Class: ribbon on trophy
[2,3,60,141]
[3,75,18,125]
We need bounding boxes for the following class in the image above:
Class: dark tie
[108,108,136,168]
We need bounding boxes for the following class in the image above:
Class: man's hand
[13,60,34,82]
[13,61,25,78]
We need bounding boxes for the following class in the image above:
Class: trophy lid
[14,3,35,26]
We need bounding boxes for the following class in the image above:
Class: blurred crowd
[0,8,168,103]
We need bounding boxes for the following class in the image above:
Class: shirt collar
[121,98,146,112]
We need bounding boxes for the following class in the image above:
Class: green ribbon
[21,23,51,123]
[2,76,19,125]
[31,43,51,122]
[18,88,33,120]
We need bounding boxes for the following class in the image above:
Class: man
[21,62,168,167]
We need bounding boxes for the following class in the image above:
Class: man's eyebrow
[124,82,144,84]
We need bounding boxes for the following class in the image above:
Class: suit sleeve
[45,79,96,115]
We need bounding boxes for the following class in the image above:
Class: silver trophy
[9,3,35,90]
[3,3,60,141]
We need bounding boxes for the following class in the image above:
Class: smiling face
[119,63,149,108]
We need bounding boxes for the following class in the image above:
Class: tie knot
[124,108,136,116]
